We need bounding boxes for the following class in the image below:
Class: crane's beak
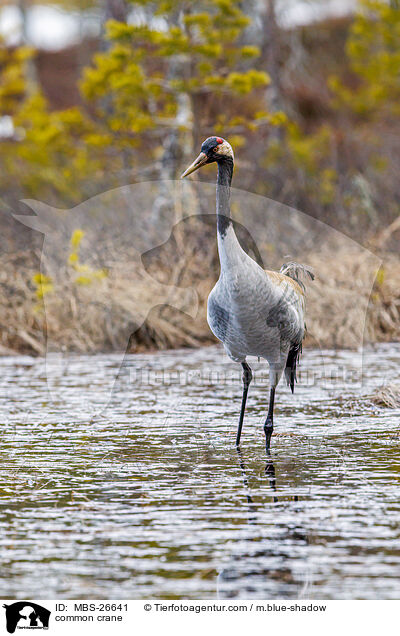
[181,152,208,179]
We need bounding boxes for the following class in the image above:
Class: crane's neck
[216,158,243,270]
[216,158,233,235]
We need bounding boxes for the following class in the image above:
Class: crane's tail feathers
[285,342,302,394]
[280,262,314,291]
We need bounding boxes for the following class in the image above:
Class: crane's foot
[264,418,273,451]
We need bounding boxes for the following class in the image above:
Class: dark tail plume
[285,342,302,394]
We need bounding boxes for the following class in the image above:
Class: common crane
[181,137,313,451]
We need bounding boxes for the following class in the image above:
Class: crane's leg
[264,386,275,451]
[236,362,253,447]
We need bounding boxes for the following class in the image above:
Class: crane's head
[181,137,234,178]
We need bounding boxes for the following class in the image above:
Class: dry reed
[370,384,400,408]
[0,243,398,355]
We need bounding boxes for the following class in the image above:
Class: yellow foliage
[375,266,385,287]
[1,2,282,203]
[32,272,54,300]
[68,229,108,286]
[74,276,94,286]
[330,0,400,118]
[70,229,84,249]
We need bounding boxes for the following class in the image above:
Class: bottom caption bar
[0,599,395,635]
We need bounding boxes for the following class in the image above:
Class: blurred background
[0,0,399,355]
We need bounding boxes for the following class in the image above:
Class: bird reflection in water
[217,449,309,599]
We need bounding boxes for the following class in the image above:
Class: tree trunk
[152,8,196,223]
[18,0,38,90]
[261,0,284,123]
[104,0,129,23]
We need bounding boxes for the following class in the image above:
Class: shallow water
[1,344,400,600]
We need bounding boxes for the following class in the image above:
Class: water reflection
[217,448,307,599]
[265,452,277,495]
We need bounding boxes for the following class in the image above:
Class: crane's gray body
[207,224,305,387]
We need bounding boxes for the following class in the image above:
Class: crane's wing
[276,262,314,393]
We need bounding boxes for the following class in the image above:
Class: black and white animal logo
[3,602,50,633]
